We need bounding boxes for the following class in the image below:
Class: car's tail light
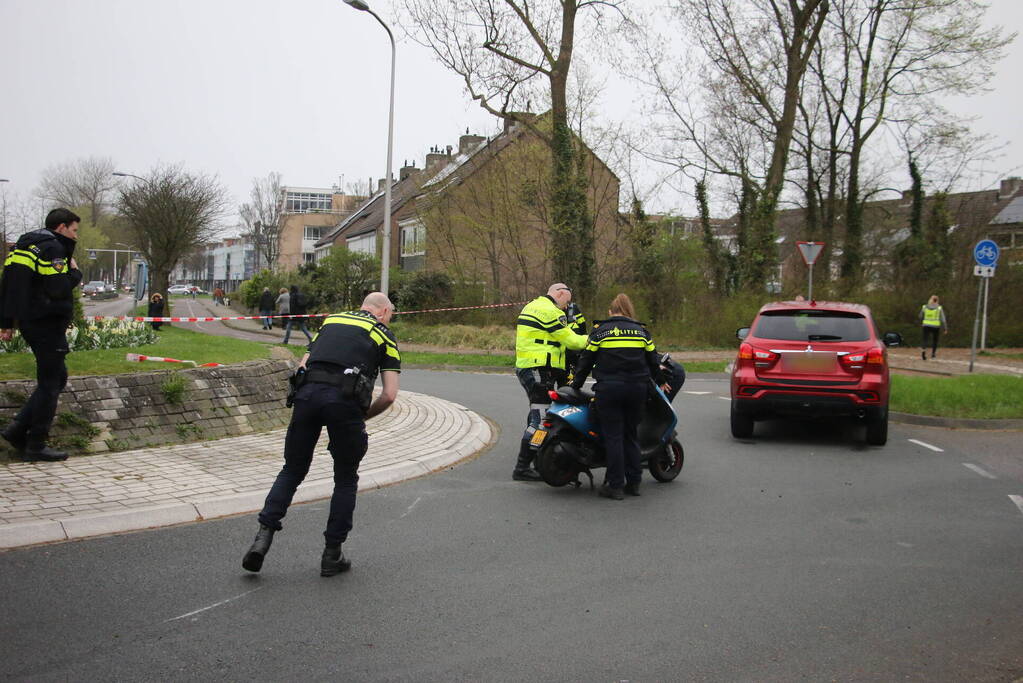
[738,343,778,367]
[840,352,866,369]
[840,347,884,370]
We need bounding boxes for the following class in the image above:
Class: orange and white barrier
[125,353,222,368]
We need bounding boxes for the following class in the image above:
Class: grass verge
[0,326,275,380]
[891,374,1023,419]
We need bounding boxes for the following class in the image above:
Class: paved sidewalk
[0,391,493,550]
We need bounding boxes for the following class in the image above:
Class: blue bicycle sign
[974,240,1000,267]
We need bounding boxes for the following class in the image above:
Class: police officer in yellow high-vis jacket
[919,294,948,360]
[513,283,588,481]
[0,209,83,461]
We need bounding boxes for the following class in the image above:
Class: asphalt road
[1,371,1021,681]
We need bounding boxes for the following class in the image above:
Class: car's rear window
[753,310,870,342]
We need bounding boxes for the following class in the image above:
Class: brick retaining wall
[0,358,296,456]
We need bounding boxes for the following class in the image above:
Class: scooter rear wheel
[648,439,684,482]
[536,438,581,487]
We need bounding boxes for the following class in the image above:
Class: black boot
[623,482,641,497]
[321,543,351,577]
[598,484,624,500]
[22,438,68,462]
[242,524,275,572]
[1,423,27,452]
[512,439,542,481]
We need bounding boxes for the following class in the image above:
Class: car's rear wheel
[865,407,888,446]
[730,401,754,439]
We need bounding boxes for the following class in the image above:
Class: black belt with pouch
[305,366,373,414]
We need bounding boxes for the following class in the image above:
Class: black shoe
[921,351,926,361]
[598,484,624,501]
[242,524,275,572]
[1,424,27,452]
[512,468,543,482]
[22,444,68,462]
[623,482,641,497]
[321,544,351,576]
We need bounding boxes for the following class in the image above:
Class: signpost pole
[980,276,990,350]
[808,262,814,302]
[969,276,983,373]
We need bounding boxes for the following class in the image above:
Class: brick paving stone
[0,391,492,537]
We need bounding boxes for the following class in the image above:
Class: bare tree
[400,0,626,298]
[639,0,828,290]
[117,165,230,312]
[36,156,117,226]
[800,0,1011,288]
[238,172,284,271]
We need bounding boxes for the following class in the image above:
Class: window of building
[400,220,426,257]
[347,232,376,255]
[285,192,333,213]
[303,252,316,264]
[304,225,324,241]
[992,232,1016,249]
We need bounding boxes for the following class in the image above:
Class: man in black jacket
[0,208,84,461]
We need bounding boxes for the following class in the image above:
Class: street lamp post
[343,0,395,295]
[114,242,137,291]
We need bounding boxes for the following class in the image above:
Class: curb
[889,411,1023,431]
[0,403,495,551]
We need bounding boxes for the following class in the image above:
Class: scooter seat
[554,386,594,405]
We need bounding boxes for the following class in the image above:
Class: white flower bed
[0,319,158,354]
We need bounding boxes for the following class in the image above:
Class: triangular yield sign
[796,241,824,265]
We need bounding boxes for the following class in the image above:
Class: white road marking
[908,438,944,452]
[1009,495,1023,516]
[962,463,997,479]
[684,391,711,395]
[165,587,263,622]
[716,396,731,401]
[399,496,422,519]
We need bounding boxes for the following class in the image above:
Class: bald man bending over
[243,292,401,577]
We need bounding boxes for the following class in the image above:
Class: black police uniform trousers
[595,380,646,490]
[14,318,70,444]
[258,382,368,545]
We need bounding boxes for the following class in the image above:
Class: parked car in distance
[167,284,192,295]
[730,300,902,446]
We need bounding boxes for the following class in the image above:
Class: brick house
[708,176,1023,292]
[314,116,624,301]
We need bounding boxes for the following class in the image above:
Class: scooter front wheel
[648,439,684,482]
[536,437,581,487]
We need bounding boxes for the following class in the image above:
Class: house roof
[991,196,1023,225]
[315,113,622,250]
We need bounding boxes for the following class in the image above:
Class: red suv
[730,301,902,445]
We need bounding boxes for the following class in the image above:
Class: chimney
[399,160,420,182]
[459,133,485,155]
[425,145,449,171]
[377,175,393,193]
[999,176,1022,199]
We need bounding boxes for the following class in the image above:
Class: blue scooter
[532,380,684,489]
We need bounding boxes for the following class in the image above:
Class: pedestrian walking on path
[259,287,275,330]
[919,295,948,360]
[243,292,401,577]
[282,285,313,344]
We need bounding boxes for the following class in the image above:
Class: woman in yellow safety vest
[919,294,948,361]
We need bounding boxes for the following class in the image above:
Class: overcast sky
[1,0,1020,231]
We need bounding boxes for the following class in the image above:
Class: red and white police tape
[87,300,528,323]
[125,353,222,368]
